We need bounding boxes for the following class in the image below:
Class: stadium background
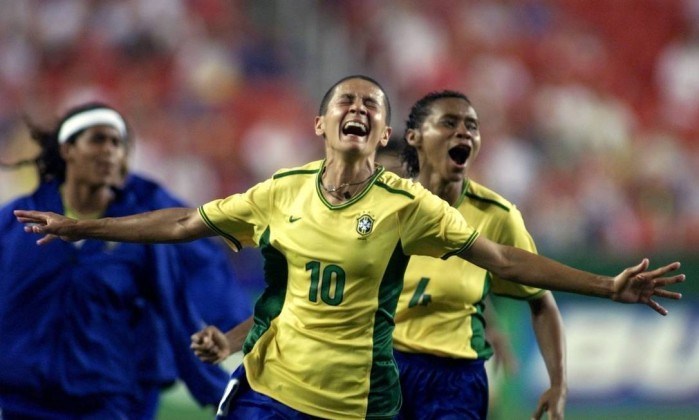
[0,0,697,418]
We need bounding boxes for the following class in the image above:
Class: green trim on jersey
[368,242,411,416]
[243,228,286,354]
[474,273,493,359]
[374,181,415,200]
[198,206,241,250]
[464,191,511,212]
[273,168,319,180]
[441,230,479,259]
[462,178,511,212]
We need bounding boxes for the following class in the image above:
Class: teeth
[344,121,367,130]
[342,120,369,137]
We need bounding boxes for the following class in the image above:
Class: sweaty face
[61,125,127,187]
[410,97,481,182]
[314,78,391,158]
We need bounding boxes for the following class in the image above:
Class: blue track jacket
[0,176,249,416]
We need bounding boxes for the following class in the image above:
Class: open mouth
[342,121,369,137]
[448,145,471,165]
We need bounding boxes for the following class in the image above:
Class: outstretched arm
[14,207,213,245]
[191,316,254,364]
[460,236,685,315]
[529,292,567,420]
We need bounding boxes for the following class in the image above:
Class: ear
[314,116,325,136]
[378,126,392,148]
[405,128,421,147]
[59,142,72,161]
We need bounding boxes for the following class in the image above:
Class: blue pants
[0,391,133,420]
[394,350,488,420]
[216,365,317,420]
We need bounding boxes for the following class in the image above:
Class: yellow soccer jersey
[199,160,478,419]
[393,179,546,360]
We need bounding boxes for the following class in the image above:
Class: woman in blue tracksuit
[0,102,250,419]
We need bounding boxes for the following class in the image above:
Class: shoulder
[0,183,55,229]
[374,170,421,200]
[464,179,514,213]
[271,160,322,181]
[1,181,59,211]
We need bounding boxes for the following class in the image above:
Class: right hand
[190,325,231,364]
[14,210,81,245]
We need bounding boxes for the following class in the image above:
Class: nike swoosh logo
[289,216,302,223]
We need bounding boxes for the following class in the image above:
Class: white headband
[58,108,127,144]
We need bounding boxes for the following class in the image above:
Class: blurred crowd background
[2,1,697,418]
[1,0,698,259]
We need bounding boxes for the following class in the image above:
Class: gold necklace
[320,168,377,199]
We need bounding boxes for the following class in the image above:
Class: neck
[61,181,114,217]
[321,158,376,203]
[323,156,375,184]
[417,172,465,206]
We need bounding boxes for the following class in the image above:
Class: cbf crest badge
[356,212,375,236]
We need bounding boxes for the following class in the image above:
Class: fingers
[190,327,227,364]
[653,288,683,300]
[531,401,546,420]
[644,261,682,279]
[191,341,222,364]
[191,329,215,348]
[212,331,230,348]
[37,234,58,246]
[646,299,668,316]
[626,258,650,277]
[14,210,49,224]
[14,210,40,218]
[652,273,686,288]
[16,216,42,224]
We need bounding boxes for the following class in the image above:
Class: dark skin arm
[528,292,567,420]
[14,208,212,244]
[460,236,684,315]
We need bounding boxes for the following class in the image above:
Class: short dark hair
[318,75,391,125]
[401,90,471,177]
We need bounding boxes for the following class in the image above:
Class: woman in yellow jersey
[392,90,565,419]
[16,75,684,420]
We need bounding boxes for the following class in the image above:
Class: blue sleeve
[180,238,252,330]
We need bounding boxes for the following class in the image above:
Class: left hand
[190,325,231,364]
[611,259,684,315]
[531,385,566,420]
[485,327,519,376]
